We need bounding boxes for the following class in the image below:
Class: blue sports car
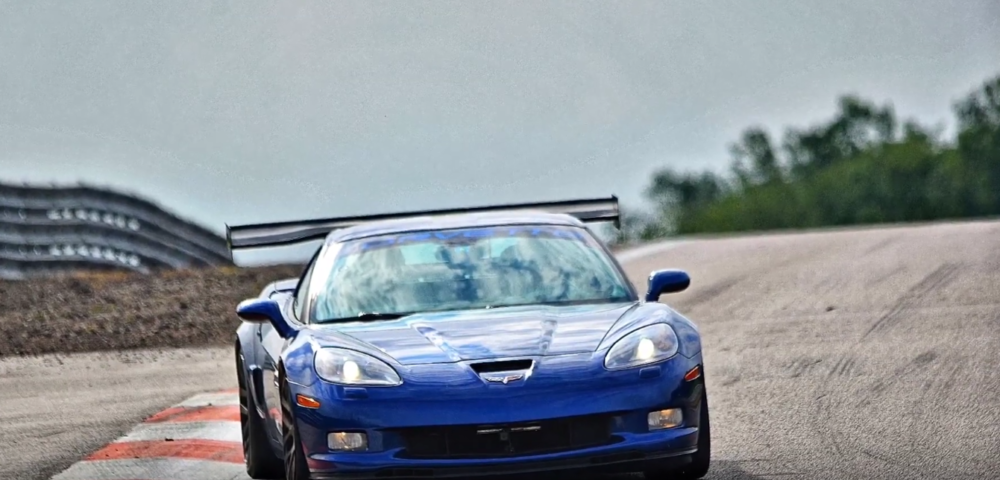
[229,197,709,479]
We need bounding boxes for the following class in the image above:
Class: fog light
[328,432,368,451]
[648,409,683,430]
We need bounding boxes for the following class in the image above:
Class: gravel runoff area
[0,247,630,358]
[0,264,303,358]
[1,220,999,480]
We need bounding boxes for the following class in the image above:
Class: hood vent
[470,359,533,374]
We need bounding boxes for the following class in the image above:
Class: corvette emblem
[483,373,524,384]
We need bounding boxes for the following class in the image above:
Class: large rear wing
[226,196,619,251]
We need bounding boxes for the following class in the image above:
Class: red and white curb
[50,389,252,480]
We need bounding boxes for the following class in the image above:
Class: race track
[0,348,235,480]
[4,220,999,480]
[617,221,1000,479]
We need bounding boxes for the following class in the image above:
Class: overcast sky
[2,1,998,257]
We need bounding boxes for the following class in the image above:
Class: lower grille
[395,414,615,459]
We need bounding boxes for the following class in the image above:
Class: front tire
[645,390,711,479]
[280,371,311,480]
[237,348,283,479]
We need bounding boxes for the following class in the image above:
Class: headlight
[314,348,402,386]
[604,323,679,370]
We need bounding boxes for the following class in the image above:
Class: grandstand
[0,181,232,279]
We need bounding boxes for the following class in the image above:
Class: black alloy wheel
[280,370,311,480]
[237,348,283,479]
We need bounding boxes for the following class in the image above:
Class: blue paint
[640,366,662,379]
[343,387,368,399]
[286,348,705,476]
[645,269,691,302]
[233,211,707,477]
[236,297,297,339]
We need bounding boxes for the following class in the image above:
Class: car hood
[319,302,638,365]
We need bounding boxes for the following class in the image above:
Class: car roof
[326,211,588,244]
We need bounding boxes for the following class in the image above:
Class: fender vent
[470,359,533,374]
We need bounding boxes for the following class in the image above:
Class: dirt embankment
[0,265,302,357]
[0,243,634,358]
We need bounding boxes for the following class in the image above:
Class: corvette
[228,197,710,479]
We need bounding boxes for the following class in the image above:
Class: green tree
[627,72,1000,238]
[732,128,783,186]
[954,75,1000,214]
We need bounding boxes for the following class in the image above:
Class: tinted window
[311,225,632,323]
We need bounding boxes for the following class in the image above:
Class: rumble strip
[50,389,252,480]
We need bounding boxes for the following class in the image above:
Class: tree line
[615,73,1000,243]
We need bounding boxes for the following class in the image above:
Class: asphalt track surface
[3,220,999,480]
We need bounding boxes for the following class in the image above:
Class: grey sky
[2,1,998,263]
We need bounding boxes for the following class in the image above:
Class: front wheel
[645,390,711,479]
[280,371,311,480]
[237,348,283,479]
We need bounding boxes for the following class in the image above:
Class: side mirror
[645,269,691,302]
[236,298,296,338]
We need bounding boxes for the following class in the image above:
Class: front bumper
[308,427,699,479]
[290,352,705,478]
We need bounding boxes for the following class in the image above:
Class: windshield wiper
[319,312,414,323]
[488,298,631,309]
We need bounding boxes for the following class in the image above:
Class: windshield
[311,224,633,323]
